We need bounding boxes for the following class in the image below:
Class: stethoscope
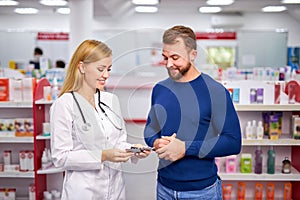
[71,89,123,132]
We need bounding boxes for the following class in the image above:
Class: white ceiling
[0,0,300,22]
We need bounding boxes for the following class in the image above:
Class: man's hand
[155,133,185,162]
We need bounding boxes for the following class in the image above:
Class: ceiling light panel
[56,7,70,14]
[14,8,39,14]
[262,6,287,12]
[132,0,159,5]
[135,6,158,13]
[199,6,222,13]
[206,0,234,6]
[0,0,19,6]
[281,0,300,3]
[40,0,68,6]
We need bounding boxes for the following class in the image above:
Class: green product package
[240,153,252,173]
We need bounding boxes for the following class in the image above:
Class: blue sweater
[144,73,241,191]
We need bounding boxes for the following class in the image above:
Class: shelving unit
[0,99,34,199]
[32,78,64,200]
[233,103,300,199]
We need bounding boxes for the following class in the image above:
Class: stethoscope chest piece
[82,122,91,132]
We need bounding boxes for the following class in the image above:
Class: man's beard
[168,62,191,81]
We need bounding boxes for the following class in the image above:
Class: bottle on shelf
[256,121,264,139]
[267,146,275,174]
[254,146,263,174]
[282,157,291,174]
[252,120,257,139]
[51,77,60,100]
[42,149,48,169]
[245,121,252,139]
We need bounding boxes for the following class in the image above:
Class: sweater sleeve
[185,88,242,158]
[144,86,161,147]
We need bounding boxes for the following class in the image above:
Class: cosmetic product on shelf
[256,88,264,104]
[245,121,252,139]
[241,153,252,173]
[237,182,246,200]
[267,146,275,174]
[266,183,275,200]
[226,155,237,173]
[254,146,263,174]
[252,120,257,139]
[284,182,292,200]
[222,184,233,200]
[282,157,291,174]
[256,121,264,139]
[255,183,263,200]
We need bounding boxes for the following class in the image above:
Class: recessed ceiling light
[262,6,287,12]
[56,7,70,14]
[0,0,19,6]
[281,0,300,3]
[206,0,234,6]
[135,6,158,13]
[132,0,159,5]
[40,0,67,6]
[14,8,39,14]
[199,6,222,13]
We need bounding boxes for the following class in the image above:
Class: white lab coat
[50,91,131,200]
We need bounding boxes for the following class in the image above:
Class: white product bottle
[252,120,257,139]
[256,121,264,139]
[51,77,59,100]
[41,149,48,169]
[245,121,252,139]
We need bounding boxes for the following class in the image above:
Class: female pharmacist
[50,39,150,200]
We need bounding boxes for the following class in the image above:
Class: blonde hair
[59,40,112,97]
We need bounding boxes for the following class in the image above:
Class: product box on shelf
[0,78,9,101]
[14,118,34,137]
[291,115,300,139]
[22,78,36,103]
[240,153,252,173]
[9,79,22,102]
[0,119,15,137]
[0,188,16,200]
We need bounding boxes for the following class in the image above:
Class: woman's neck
[77,87,95,108]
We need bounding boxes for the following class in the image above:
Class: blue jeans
[156,178,222,200]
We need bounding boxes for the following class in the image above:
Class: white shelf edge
[36,134,50,140]
[242,138,300,146]
[35,99,54,105]
[0,171,34,178]
[0,101,32,108]
[234,104,300,111]
[0,136,34,143]
[219,166,300,181]
[37,166,64,174]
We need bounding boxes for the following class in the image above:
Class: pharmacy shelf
[35,99,53,105]
[0,101,32,108]
[234,104,300,111]
[0,136,33,143]
[242,138,300,146]
[37,166,64,175]
[219,166,300,181]
[0,171,34,178]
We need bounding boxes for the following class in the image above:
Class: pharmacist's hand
[155,134,185,162]
[132,144,151,159]
[102,148,134,163]
[153,133,176,150]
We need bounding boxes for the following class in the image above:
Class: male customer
[144,25,242,200]
[29,47,43,69]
